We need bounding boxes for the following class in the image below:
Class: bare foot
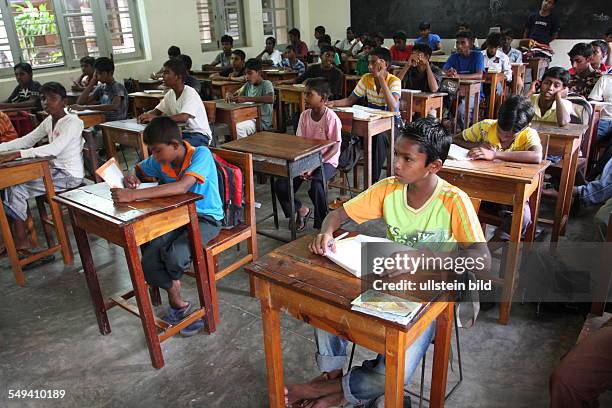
[286,379,342,405]
[302,392,346,408]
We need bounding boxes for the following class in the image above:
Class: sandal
[295,207,311,232]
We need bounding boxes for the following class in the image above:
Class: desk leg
[229,113,238,141]
[430,303,453,408]
[260,294,285,408]
[473,90,480,125]
[552,141,574,242]
[364,133,373,189]
[287,163,297,241]
[0,205,24,285]
[499,185,526,325]
[138,132,149,160]
[123,225,164,369]
[560,141,580,236]
[42,165,72,265]
[278,94,287,133]
[384,328,407,408]
[387,119,395,178]
[524,172,544,252]
[69,211,111,335]
[103,129,119,165]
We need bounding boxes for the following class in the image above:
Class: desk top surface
[54,182,200,225]
[128,91,165,99]
[222,131,334,161]
[213,100,260,110]
[441,159,550,183]
[532,121,587,138]
[0,156,50,169]
[275,84,306,92]
[99,118,146,132]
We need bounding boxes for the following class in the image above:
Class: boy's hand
[69,104,85,111]
[325,100,335,108]
[529,79,540,93]
[234,96,246,103]
[138,112,156,123]
[111,188,137,203]
[123,174,141,189]
[301,170,314,180]
[309,232,335,255]
[468,146,496,161]
[446,68,458,78]
[555,87,569,99]
[0,151,20,164]
[372,59,386,79]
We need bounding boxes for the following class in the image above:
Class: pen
[328,231,349,250]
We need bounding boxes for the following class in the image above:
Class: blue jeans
[314,322,435,405]
[597,118,612,143]
[182,131,211,147]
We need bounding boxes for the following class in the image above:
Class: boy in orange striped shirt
[0,111,18,143]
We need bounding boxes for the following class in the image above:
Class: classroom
[0,0,611,407]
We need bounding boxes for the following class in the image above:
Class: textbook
[325,234,394,277]
[351,289,423,325]
[447,144,471,161]
[95,157,158,190]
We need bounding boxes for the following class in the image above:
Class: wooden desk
[262,69,298,83]
[483,72,506,119]
[510,63,527,95]
[275,84,306,133]
[346,57,358,73]
[99,119,148,166]
[430,55,450,66]
[205,80,243,99]
[532,122,588,241]
[246,235,454,408]
[72,109,106,128]
[453,80,482,132]
[344,74,362,98]
[525,58,549,84]
[0,157,73,285]
[138,79,163,91]
[402,91,446,121]
[222,132,334,241]
[128,92,164,117]
[439,159,549,324]
[213,101,260,141]
[192,69,222,80]
[54,183,216,369]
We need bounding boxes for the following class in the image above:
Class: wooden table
[213,100,261,141]
[439,159,549,324]
[222,132,334,241]
[483,72,506,119]
[202,80,243,99]
[525,57,549,84]
[344,74,362,97]
[0,157,73,285]
[138,79,163,91]
[532,122,588,242]
[192,69,222,80]
[128,92,164,117]
[346,57,358,73]
[510,63,527,95]
[275,84,306,133]
[453,79,482,132]
[262,69,298,83]
[99,119,148,166]
[246,235,455,408]
[54,183,217,369]
[402,91,446,121]
[72,109,106,128]
[430,54,450,67]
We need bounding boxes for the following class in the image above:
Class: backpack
[213,153,244,228]
[337,132,361,174]
[124,78,139,94]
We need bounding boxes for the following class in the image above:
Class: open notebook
[325,234,394,277]
[447,144,471,161]
[95,158,157,190]
[351,289,422,325]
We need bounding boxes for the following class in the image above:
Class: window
[261,0,292,45]
[0,0,142,74]
[197,0,246,51]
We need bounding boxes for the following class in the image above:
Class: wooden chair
[327,111,360,205]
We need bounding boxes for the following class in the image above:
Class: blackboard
[350,0,611,39]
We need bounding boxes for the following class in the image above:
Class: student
[575,157,612,238]
[397,43,442,94]
[210,50,247,82]
[138,59,212,147]
[278,45,344,100]
[256,36,283,67]
[590,40,611,73]
[0,63,41,110]
[415,22,441,52]
[286,118,487,408]
[288,28,309,58]
[327,47,402,182]
[501,29,522,64]
[523,0,560,46]
[318,35,342,66]
[280,45,306,75]
[568,43,602,98]
[355,39,375,76]
[227,58,274,138]
[454,96,542,241]
[72,57,128,122]
[606,28,612,66]
[274,78,341,231]
[0,111,18,142]
[454,23,479,50]
[313,25,326,53]
[390,31,413,62]
[444,31,485,130]
[482,32,512,90]
[177,54,202,95]
[111,116,223,336]
[0,82,83,261]
[72,56,96,91]
[152,45,181,79]
[589,74,612,144]
[209,35,233,68]
[524,67,572,126]
[371,32,385,49]
[335,26,362,57]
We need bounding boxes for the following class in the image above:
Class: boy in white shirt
[589,74,612,145]
[0,82,83,260]
[256,36,283,67]
[335,26,362,57]
[138,59,212,147]
[482,32,512,88]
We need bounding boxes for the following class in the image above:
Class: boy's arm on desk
[111,174,197,203]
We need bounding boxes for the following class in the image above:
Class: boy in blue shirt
[415,22,441,53]
[111,117,223,336]
[443,31,484,130]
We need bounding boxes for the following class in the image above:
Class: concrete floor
[1,154,611,407]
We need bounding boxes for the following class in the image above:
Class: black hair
[232,49,246,61]
[373,32,385,41]
[245,58,262,72]
[304,77,331,99]
[371,47,392,66]
[541,66,570,86]
[412,43,432,57]
[456,30,473,41]
[94,57,114,73]
[266,36,277,46]
[591,40,609,57]
[167,45,181,57]
[419,22,431,31]
[288,28,301,38]
[285,44,296,53]
[79,56,95,66]
[177,54,193,71]
[346,26,354,33]
[568,42,594,59]
[40,81,66,99]
[320,45,335,55]
[399,117,451,165]
[393,31,407,41]
[318,34,332,46]
[14,62,33,76]
[143,116,182,145]
[497,95,535,133]
[501,28,514,39]
[458,22,471,30]
[361,38,376,49]
[221,34,234,45]
[315,25,326,34]
[486,32,502,48]
[163,58,188,80]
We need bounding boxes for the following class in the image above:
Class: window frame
[261,0,293,47]
[197,0,247,53]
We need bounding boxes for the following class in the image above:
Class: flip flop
[295,207,311,232]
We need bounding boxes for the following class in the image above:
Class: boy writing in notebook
[286,118,488,408]
[524,66,572,126]
[274,78,341,231]
[110,117,223,336]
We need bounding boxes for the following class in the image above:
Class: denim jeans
[313,321,435,405]
[596,118,612,143]
[182,131,211,147]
